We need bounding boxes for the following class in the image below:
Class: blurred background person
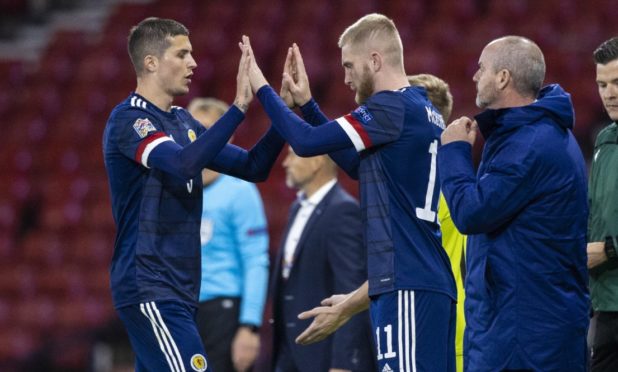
[587,36,618,372]
[269,147,375,372]
[408,73,466,372]
[188,97,269,372]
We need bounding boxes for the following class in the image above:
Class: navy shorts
[116,300,210,372]
[370,290,456,372]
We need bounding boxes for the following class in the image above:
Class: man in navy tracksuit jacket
[439,36,589,371]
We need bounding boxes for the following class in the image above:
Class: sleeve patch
[352,105,374,124]
[133,118,157,138]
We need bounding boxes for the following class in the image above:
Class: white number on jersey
[415,140,438,222]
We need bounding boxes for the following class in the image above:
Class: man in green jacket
[588,36,618,372]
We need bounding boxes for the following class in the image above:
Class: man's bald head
[484,36,545,98]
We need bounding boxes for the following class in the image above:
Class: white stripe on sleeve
[141,136,173,168]
[336,117,366,152]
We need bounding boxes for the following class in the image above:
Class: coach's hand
[442,116,477,146]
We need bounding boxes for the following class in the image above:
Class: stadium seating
[0,0,615,369]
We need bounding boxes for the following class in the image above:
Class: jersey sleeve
[112,108,173,168]
[299,98,361,179]
[334,91,405,152]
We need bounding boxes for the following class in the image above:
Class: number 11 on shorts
[376,324,397,360]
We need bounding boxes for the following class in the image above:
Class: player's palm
[241,35,269,93]
[234,43,252,112]
[288,43,312,106]
[280,47,296,108]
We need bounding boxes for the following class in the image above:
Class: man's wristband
[239,323,259,334]
[605,236,617,260]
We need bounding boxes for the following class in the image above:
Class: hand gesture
[282,43,313,107]
[295,293,352,345]
[240,35,269,93]
[279,47,295,108]
[441,116,478,146]
[233,42,252,113]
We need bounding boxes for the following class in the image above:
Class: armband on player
[605,236,617,261]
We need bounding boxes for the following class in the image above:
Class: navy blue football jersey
[335,87,456,299]
[103,93,207,308]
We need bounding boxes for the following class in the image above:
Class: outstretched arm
[206,126,285,182]
[240,36,355,158]
[299,99,360,179]
[144,44,253,179]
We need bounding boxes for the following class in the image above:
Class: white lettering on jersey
[186,179,193,193]
[425,106,445,129]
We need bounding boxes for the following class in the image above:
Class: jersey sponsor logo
[382,363,394,372]
[190,354,207,371]
[353,105,374,124]
[425,106,445,129]
[133,118,156,138]
[188,129,197,142]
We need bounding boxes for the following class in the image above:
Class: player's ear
[496,69,510,90]
[370,52,382,72]
[144,54,158,73]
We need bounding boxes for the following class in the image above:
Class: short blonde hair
[407,74,453,122]
[187,97,228,118]
[338,13,403,68]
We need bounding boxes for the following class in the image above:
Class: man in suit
[270,147,375,372]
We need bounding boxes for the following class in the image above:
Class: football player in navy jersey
[242,13,456,372]
[102,18,284,372]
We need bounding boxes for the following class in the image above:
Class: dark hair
[594,37,618,65]
[127,17,189,75]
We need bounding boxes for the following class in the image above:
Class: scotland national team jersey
[335,87,456,299]
[103,93,207,309]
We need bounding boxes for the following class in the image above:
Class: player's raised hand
[279,47,295,108]
[233,42,252,113]
[241,35,269,93]
[282,43,313,106]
